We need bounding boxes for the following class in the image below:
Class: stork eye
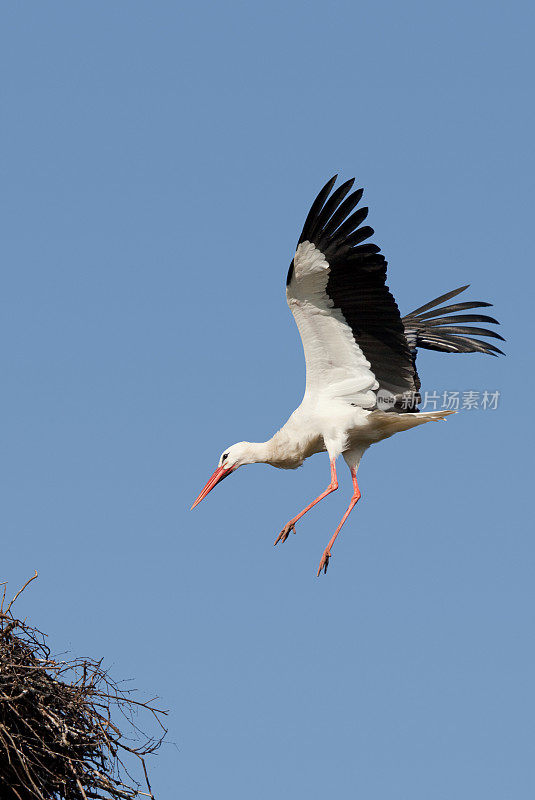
[222,453,228,462]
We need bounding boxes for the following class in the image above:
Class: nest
[0,574,167,800]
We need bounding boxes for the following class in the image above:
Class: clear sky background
[2,2,533,798]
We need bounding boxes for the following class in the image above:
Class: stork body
[191,176,503,575]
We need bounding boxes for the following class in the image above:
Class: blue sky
[2,2,533,797]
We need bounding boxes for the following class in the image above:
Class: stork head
[190,442,262,510]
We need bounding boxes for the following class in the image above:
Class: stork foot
[274,521,296,546]
[317,549,331,576]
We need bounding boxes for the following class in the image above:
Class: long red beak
[190,466,234,510]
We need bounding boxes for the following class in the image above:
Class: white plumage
[289,241,378,407]
[191,176,503,575]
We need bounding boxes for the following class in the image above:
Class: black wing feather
[298,176,338,245]
[406,285,470,316]
[309,179,355,241]
[319,190,365,244]
[290,176,420,410]
[403,287,504,359]
[414,300,493,321]
[288,179,504,412]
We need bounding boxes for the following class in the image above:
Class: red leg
[317,468,361,576]
[274,460,338,545]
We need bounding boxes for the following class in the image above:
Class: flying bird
[191,176,503,575]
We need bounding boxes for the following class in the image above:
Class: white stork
[191,176,503,576]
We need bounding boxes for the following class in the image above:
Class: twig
[5,571,38,615]
[0,575,167,799]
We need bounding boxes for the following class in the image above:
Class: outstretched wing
[402,285,505,358]
[286,176,419,411]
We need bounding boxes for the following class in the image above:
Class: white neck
[240,440,272,464]
[245,428,313,469]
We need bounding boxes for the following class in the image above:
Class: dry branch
[0,575,167,799]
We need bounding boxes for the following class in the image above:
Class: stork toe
[274,521,296,546]
[317,549,331,576]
